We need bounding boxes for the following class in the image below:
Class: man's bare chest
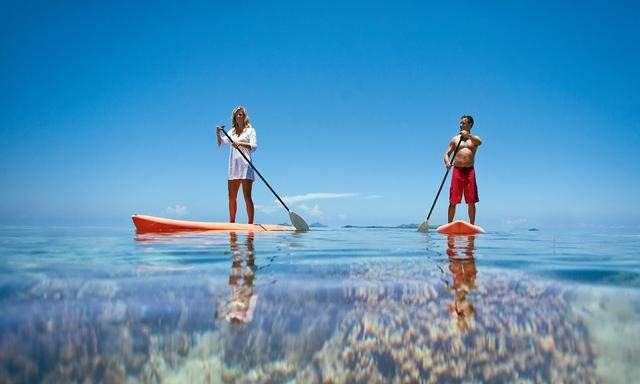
[458,140,476,151]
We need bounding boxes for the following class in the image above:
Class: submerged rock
[0,261,600,383]
[136,267,598,383]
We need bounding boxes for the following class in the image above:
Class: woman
[216,106,258,223]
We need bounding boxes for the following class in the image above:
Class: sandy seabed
[1,262,638,383]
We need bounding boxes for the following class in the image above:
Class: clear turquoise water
[0,226,639,383]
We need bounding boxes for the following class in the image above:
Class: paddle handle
[425,134,465,221]
[218,126,291,212]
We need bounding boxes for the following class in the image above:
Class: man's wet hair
[461,115,474,127]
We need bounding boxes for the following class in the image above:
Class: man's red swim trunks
[449,167,479,204]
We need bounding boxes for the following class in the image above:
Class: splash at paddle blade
[417,220,430,233]
[289,211,309,232]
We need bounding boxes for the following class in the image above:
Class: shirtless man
[444,115,482,224]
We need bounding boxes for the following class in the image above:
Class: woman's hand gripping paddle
[218,125,310,232]
[417,134,465,233]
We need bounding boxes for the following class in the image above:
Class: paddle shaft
[425,135,465,221]
[219,126,292,212]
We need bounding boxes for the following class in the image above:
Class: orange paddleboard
[132,214,295,233]
[436,220,485,235]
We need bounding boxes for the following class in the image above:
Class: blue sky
[1,1,639,228]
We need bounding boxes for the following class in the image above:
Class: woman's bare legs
[241,179,254,224]
[228,180,241,222]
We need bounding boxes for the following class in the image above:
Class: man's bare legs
[468,203,476,225]
[449,203,476,224]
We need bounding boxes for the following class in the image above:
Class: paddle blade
[289,211,309,232]
[417,220,430,233]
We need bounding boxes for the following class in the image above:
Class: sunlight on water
[0,226,639,383]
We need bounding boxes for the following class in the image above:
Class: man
[444,115,482,224]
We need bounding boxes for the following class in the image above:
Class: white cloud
[282,192,358,204]
[255,204,280,214]
[365,195,383,199]
[258,192,362,218]
[297,204,323,218]
[165,205,188,216]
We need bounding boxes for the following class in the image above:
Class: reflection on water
[0,227,638,382]
[445,235,477,332]
[217,232,258,324]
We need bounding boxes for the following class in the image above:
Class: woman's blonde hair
[232,106,252,131]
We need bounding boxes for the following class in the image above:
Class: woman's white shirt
[219,127,257,180]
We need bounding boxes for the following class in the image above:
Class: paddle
[218,125,309,232]
[417,134,465,233]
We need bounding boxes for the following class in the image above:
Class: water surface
[0,226,639,383]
